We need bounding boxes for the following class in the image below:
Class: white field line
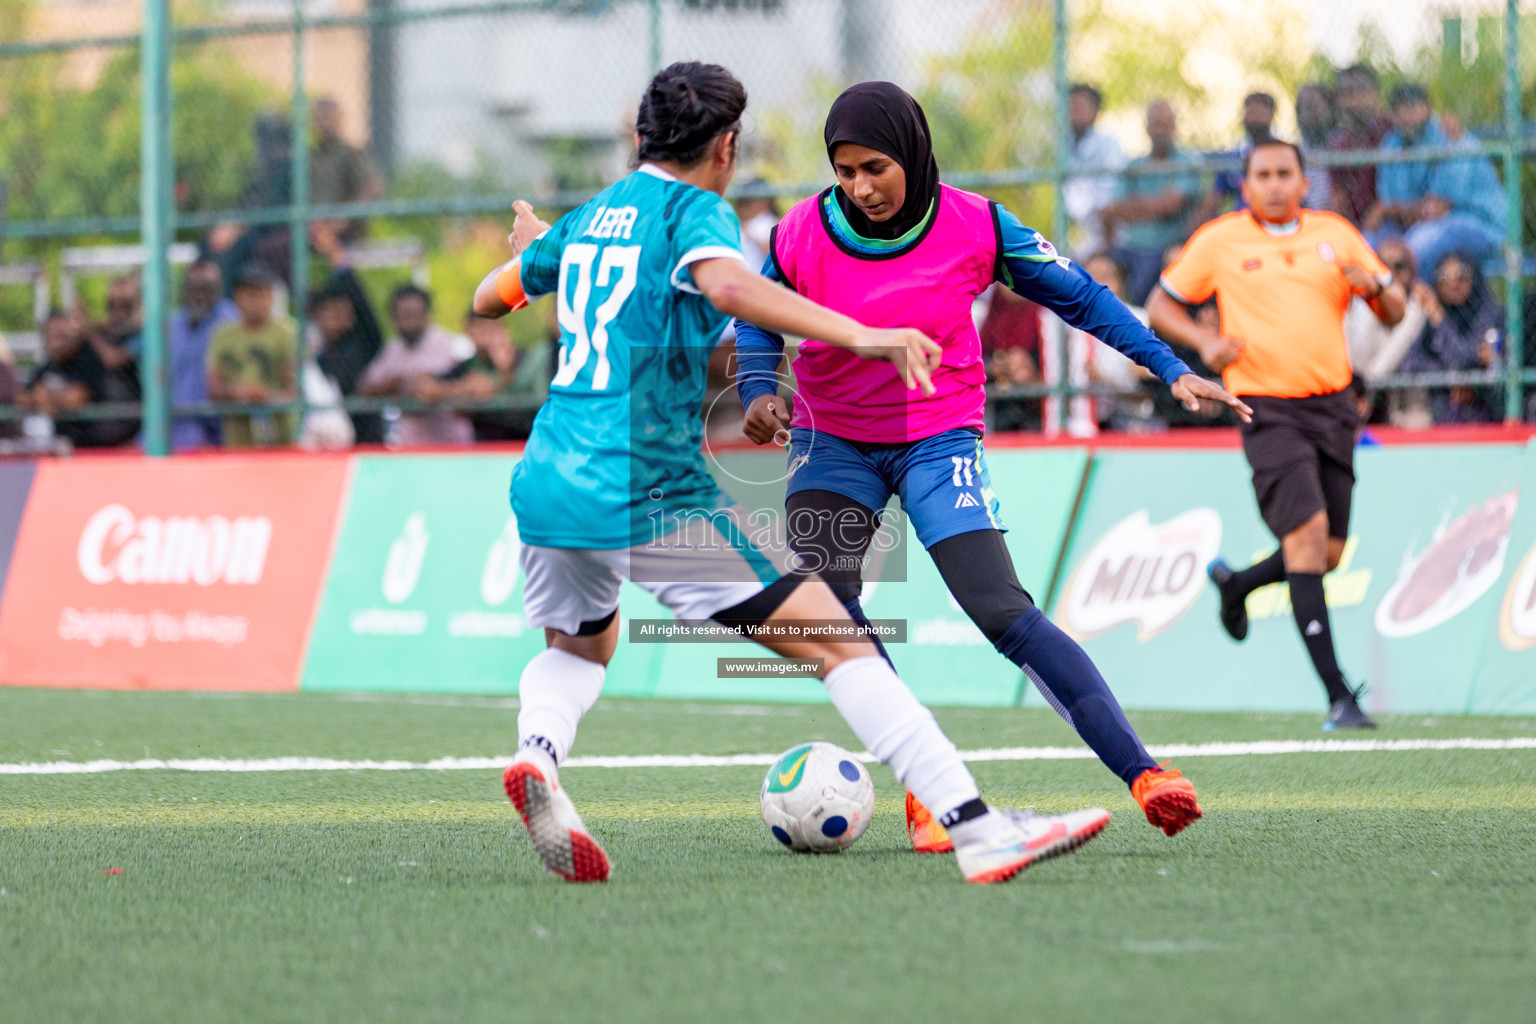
[2,737,1534,776]
[163,692,803,715]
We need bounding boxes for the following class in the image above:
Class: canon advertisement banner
[0,456,348,690]
[0,462,37,595]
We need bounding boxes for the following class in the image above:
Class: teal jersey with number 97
[510,164,745,549]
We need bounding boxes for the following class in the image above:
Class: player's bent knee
[814,638,882,675]
[824,577,863,607]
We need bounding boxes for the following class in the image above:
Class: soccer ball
[759,742,875,853]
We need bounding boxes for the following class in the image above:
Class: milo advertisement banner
[1052,445,1527,715]
[1466,440,1536,714]
[302,454,669,695]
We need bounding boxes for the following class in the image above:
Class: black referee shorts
[1239,390,1359,541]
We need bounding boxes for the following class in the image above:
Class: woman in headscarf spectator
[1399,252,1503,424]
[306,265,386,443]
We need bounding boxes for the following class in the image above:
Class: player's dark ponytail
[636,62,747,166]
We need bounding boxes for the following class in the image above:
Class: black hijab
[1434,252,1492,336]
[823,82,940,241]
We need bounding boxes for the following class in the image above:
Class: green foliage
[916,1,1056,222]
[0,48,272,230]
[0,4,272,330]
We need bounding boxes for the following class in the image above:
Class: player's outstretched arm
[472,259,520,319]
[1143,288,1252,423]
[994,205,1199,386]
[472,200,552,319]
[691,256,942,395]
[1169,374,1252,423]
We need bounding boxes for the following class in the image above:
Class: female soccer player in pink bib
[735,82,1251,848]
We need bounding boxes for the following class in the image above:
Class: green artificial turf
[1,689,1534,1023]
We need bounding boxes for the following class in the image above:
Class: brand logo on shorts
[1057,508,1222,641]
[954,492,980,509]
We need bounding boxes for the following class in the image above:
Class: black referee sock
[1287,572,1352,704]
[1230,550,1287,599]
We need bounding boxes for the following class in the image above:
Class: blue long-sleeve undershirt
[734,256,791,407]
[733,199,1194,411]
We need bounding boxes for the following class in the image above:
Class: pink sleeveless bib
[772,183,998,442]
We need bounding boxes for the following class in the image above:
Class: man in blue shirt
[1102,100,1203,304]
[169,259,236,450]
[1190,92,1276,227]
[1367,82,1506,275]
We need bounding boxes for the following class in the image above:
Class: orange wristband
[495,258,528,311]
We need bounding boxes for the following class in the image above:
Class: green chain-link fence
[0,0,1530,452]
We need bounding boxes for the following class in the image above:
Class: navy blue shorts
[784,427,1007,548]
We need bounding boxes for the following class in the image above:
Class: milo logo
[765,744,814,793]
[1057,508,1222,641]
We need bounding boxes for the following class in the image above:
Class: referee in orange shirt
[1148,139,1405,730]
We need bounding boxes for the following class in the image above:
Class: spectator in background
[1101,99,1202,304]
[1347,237,1428,386]
[1369,83,1506,275]
[1079,252,1159,431]
[436,311,551,441]
[1063,83,1127,256]
[1296,83,1337,213]
[1327,64,1391,225]
[358,285,475,446]
[1399,252,1503,424]
[90,275,144,385]
[978,285,1042,432]
[1191,92,1276,227]
[168,259,236,450]
[735,187,780,272]
[206,114,296,290]
[81,276,144,442]
[21,310,137,447]
[0,337,19,441]
[310,97,384,246]
[306,252,386,443]
[206,266,297,448]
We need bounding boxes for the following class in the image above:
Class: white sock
[823,656,980,821]
[517,647,606,765]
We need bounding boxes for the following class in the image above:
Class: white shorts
[520,504,793,634]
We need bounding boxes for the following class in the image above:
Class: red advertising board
[0,455,349,690]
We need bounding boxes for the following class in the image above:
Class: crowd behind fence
[0,0,1531,454]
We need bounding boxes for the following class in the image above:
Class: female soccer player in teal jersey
[472,63,1111,885]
